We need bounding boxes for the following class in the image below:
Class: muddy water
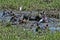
[0,11,60,32]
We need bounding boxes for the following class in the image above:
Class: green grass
[0,0,60,10]
[0,24,60,40]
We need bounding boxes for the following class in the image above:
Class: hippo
[18,14,28,24]
[2,9,7,17]
[10,15,18,25]
[35,15,41,21]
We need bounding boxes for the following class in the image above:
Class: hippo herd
[2,9,44,25]
[1,9,59,32]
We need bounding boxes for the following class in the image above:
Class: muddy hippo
[10,15,18,25]
[18,14,28,24]
[2,9,8,17]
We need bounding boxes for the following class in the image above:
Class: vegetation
[0,24,60,40]
[0,0,60,10]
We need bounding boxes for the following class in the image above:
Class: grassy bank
[0,24,60,40]
[0,0,60,10]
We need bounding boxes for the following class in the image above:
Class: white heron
[19,6,22,11]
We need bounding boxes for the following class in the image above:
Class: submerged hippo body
[2,10,13,17]
[2,10,8,17]
[10,15,18,25]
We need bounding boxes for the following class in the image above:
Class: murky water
[0,11,60,32]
